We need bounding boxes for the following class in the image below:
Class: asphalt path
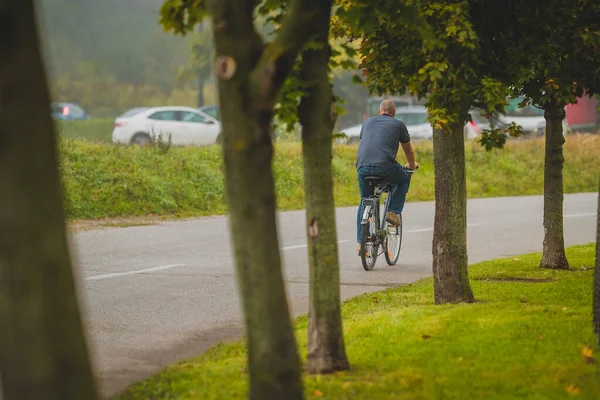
[69,193,597,397]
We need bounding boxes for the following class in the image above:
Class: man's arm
[397,121,418,169]
[401,141,418,169]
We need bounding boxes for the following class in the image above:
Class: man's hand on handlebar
[405,162,419,171]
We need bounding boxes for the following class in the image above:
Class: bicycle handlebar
[404,165,419,174]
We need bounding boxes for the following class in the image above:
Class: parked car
[111,106,221,146]
[466,99,569,138]
[341,106,433,143]
[51,102,90,120]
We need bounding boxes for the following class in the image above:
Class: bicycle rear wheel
[384,214,402,265]
[360,212,379,271]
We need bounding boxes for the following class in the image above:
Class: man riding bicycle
[356,99,419,254]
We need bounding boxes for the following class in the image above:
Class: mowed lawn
[116,244,600,400]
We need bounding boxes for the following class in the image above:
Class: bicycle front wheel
[360,213,379,271]
[384,214,402,265]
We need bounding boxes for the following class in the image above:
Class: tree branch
[250,0,331,107]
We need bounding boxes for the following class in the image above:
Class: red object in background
[62,105,70,115]
[468,120,479,135]
[566,96,598,129]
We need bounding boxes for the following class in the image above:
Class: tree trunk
[539,105,569,269]
[593,176,600,344]
[297,2,350,374]
[432,124,475,304]
[196,22,206,107]
[0,2,98,399]
[209,1,332,399]
[213,41,304,400]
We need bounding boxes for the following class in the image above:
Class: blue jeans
[356,164,411,243]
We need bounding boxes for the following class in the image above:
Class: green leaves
[340,0,505,135]
[160,0,208,34]
[478,127,508,151]
[480,0,600,111]
[477,122,522,152]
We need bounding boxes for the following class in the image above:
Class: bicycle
[359,166,417,271]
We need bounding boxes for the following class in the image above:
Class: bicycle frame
[360,182,391,233]
[360,167,416,231]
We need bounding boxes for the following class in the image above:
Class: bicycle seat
[364,176,384,185]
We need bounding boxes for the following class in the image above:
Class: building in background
[566,95,598,132]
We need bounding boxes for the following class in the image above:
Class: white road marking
[405,223,483,233]
[406,227,433,233]
[87,264,185,281]
[282,224,484,250]
[281,244,309,251]
[281,239,351,251]
[565,213,596,218]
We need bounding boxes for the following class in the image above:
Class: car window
[180,111,206,123]
[201,107,219,119]
[505,97,545,117]
[149,111,178,121]
[505,105,545,117]
[67,104,86,118]
[397,113,428,126]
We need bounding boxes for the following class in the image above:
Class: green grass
[115,244,599,400]
[56,118,114,142]
[60,135,600,220]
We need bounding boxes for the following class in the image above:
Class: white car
[112,106,222,146]
[340,106,434,143]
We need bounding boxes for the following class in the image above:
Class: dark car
[51,102,91,120]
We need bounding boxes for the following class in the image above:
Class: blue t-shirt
[356,115,410,169]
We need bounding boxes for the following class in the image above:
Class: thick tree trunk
[432,124,475,304]
[209,1,331,399]
[0,2,98,399]
[593,176,600,344]
[212,41,304,400]
[298,2,349,374]
[539,106,569,269]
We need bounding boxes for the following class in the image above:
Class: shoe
[358,243,370,258]
[386,212,401,226]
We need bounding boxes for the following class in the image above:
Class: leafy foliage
[471,0,600,109]
[160,0,209,35]
[159,0,361,134]
[339,0,512,135]
[478,122,523,151]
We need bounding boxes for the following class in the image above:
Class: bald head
[378,100,396,117]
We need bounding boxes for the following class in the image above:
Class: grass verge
[60,134,600,220]
[56,119,114,142]
[115,244,599,399]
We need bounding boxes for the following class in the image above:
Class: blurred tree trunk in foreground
[0,2,98,399]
